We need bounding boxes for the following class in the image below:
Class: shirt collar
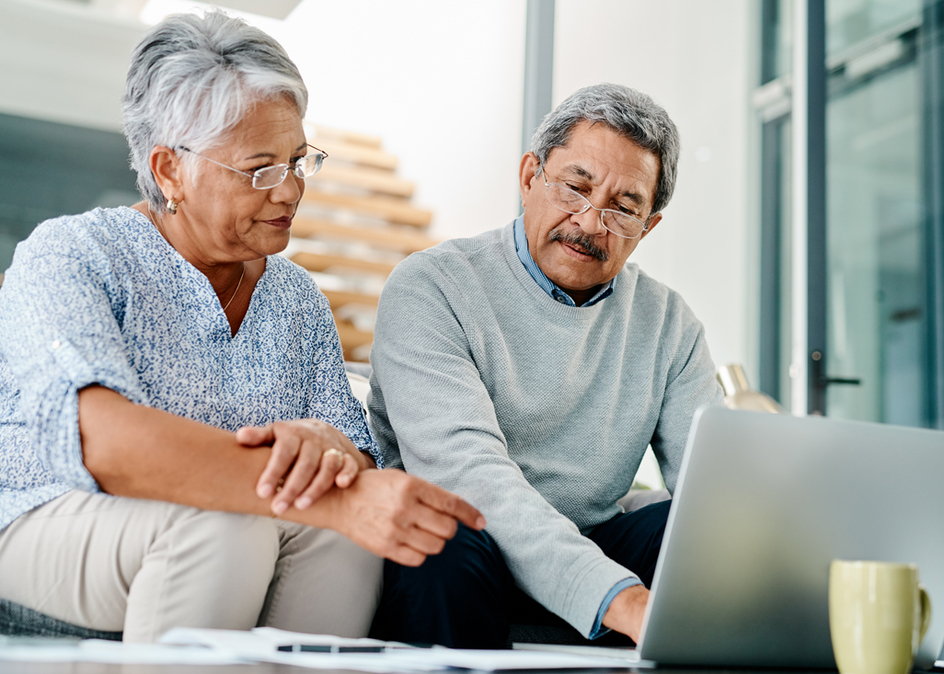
[512,215,615,307]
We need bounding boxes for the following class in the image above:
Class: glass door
[756,0,942,428]
[825,60,928,425]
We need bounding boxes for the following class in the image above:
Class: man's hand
[237,419,375,515]
[328,469,486,567]
[602,584,650,643]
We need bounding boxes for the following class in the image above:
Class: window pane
[762,0,794,83]
[825,61,928,425]
[827,0,921,57]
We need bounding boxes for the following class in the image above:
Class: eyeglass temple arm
[176,146,256,179]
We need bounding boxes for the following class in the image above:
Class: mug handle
[919,584,932,642]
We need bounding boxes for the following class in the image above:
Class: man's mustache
[548,227,609,262]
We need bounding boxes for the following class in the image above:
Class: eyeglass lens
[252,153,325,189]
[546,183,645,239]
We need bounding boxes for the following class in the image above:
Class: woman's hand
[329,469,487,567]
[236,419,375,515]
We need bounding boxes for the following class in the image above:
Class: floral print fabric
[0,207,379,532]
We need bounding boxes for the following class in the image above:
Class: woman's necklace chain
[145,202,244,314]
[221,265,245,313]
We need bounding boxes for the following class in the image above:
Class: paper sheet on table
[161,626,407,653]
[250,651,441,672]
[239,647,626,672]
[160,627,629,671]
[161,627,439,672]
[0,638,243,665]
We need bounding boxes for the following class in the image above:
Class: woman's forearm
[78,385,341,528]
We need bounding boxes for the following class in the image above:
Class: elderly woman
[0,11,482,643]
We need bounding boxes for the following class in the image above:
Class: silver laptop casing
[638,406,944,669]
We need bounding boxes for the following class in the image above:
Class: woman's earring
[167,198,178,215]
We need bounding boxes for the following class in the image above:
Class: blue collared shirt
[512,216,615,307]
[513,215,639,638]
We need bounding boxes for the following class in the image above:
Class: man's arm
[650,296,724,494]
[603,585,650,643]
[597,297,722,640]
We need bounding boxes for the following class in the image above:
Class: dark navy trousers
[372,499,671,648]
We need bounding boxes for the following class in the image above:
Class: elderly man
[368,83,722,648]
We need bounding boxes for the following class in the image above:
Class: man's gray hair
[122,10,308,213]
[530,83,679,215]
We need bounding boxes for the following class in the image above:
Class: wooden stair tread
[310,124,382,148]
[292,217,437,253]
[321,288,380,308]
[302,189,432,228]
[313,139,398,171]
[335,321,374,350]
[314,164,414,198]
[291,251,397,277]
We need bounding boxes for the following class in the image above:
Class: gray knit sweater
[368,221,722,637]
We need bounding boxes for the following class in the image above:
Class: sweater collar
[512,215,615,308]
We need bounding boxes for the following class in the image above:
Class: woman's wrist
[356,449,377,471]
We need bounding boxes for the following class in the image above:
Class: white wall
[271,0,528,242]
[554,0,754,373]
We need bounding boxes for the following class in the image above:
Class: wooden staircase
[286,124,438,362]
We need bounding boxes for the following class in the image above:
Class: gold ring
[324,449,344,465]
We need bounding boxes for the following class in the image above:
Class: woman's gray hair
[122,10,308,212]
[530,83,679,215]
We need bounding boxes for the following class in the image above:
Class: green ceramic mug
[829,560,932,674]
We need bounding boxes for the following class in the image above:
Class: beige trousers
[0,490,383,642]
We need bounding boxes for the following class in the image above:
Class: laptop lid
[638,406,944,669]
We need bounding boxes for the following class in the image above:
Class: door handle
[818,376,862,386]
[810,351,862,388]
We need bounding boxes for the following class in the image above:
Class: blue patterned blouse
[0,206,381,533]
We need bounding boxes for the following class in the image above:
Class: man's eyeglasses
[540,167,651,240]
[177,144,328,190]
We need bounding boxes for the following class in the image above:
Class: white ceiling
[53,0,302,20]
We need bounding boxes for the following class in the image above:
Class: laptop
[631,406,944,669]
